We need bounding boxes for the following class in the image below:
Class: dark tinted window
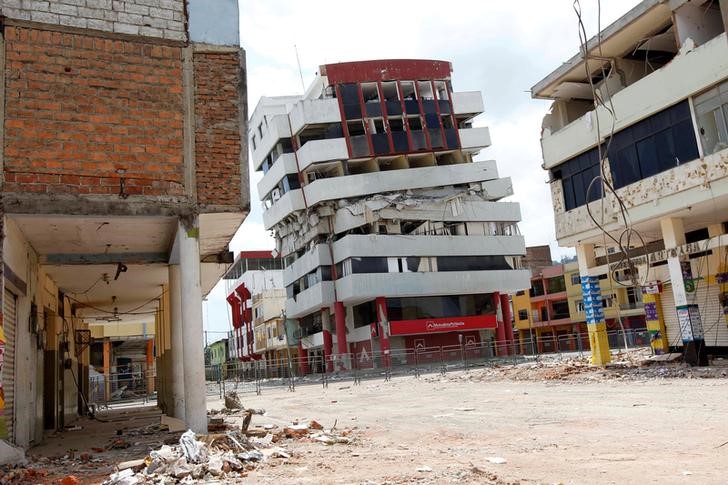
[608,100,698,189]
[387,294,495,320]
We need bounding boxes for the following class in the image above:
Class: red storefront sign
[389,315,497,336]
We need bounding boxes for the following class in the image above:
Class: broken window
[400,81,420,115]
[362,82,382,117]
[694,80,728,156]
[347,120,366,136]
[382,81,401,115]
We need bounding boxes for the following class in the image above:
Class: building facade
[0,0,248,445]
[223,251,295,371]
[250,59,530,371]
[531,0,728,364]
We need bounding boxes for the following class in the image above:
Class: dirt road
[215,370,728,484]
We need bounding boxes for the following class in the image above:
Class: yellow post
[587,321,611,365]
[643,293,669,354]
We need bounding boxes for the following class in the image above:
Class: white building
[249,59,530,371]
[531,0,728,365]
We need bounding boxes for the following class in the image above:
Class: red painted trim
[322,59,452,84]
[238,250,279,259]
[357,84,375,157]
[377,80,395,154]
[389,314,497,336]
[414,81,431,150]
[334,84,353,160]
[398,80,414,151]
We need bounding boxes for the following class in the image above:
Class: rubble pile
[101,418,356,484]
[0,448,111,484]
[430,349,728,383]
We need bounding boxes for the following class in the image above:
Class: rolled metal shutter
[3,289,17,443]
[661,283,728,348]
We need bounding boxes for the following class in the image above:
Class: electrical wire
[66,290,166,317]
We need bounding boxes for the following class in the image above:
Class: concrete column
[146,338,154,395]
[660,217,707,366]
[500,294,514,355]
[297,341,309,375]
[321,307,334,373]
[334,301,348,370]
[643,292,669,354]
[179,219,207,433]
[493,293,506,356]
[375,297,391,367]
[576,244,611,365]
[103,338,111,402]
[169,264,185,420]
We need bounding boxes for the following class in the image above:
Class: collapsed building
[248,59,530,371]
[531,0,728,365]
[0,0,248,447]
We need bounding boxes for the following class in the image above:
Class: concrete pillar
[334,301,348,370]
[169,264,185,420]
[576,244,611,365]
[500,294,514,355]
[321,307,334,373]
[179,219,207,433]
[493,293,506,356]
[660,217,708,366]
[297,341,309,375]
[375,297,391,367]
[103,338,111,401]
[146,338,154,395]
[643,292,669,354]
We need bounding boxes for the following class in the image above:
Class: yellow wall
[89,322,155,339]
[513,291,532,330]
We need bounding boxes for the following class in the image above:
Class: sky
[202,0,643,344]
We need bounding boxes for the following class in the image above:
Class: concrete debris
[486,456,507,464]
[224,391,243,410]
[0,439,26,466]
[425,348,728,383]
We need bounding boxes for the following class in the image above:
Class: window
[387,294,495,321]
[551,147,602,211]
[546,276,566,294]
[608,100,699,189]
[352,300,377,328]
[576,300,585,312]
[517,309,529,321]
[570,273,581,285]
[435,255,511,272]
[694,79,728,156]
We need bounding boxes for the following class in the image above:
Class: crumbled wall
[0,0,186,41]
[3,26,185,197]
[194,50,247,210]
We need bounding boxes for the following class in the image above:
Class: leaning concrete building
[250,60,530,371]
[531,0,728,365]
[0,0,247,446]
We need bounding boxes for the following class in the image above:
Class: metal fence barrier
[88,369,155,410]
[204,328,654,397]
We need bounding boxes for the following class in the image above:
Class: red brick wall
[194,51,244,208]
[3,27,184,197]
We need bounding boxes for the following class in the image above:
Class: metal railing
[204,328,655,397]
[88,369,156,410]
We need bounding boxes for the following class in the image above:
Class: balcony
[285,281,335,319]
[451,91,484,117]
[331,234,526,263]
[289,98,341,135]
[253,115,292,171]
[335,269,530,303]
[283,244,331,286]
[459,127,491,151]
[257,153,297,199]
[297,137,348,172]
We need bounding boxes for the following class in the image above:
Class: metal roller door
[3,289,17,443]
[661,283,727,348]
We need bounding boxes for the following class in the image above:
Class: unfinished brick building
[0,0,247,447]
